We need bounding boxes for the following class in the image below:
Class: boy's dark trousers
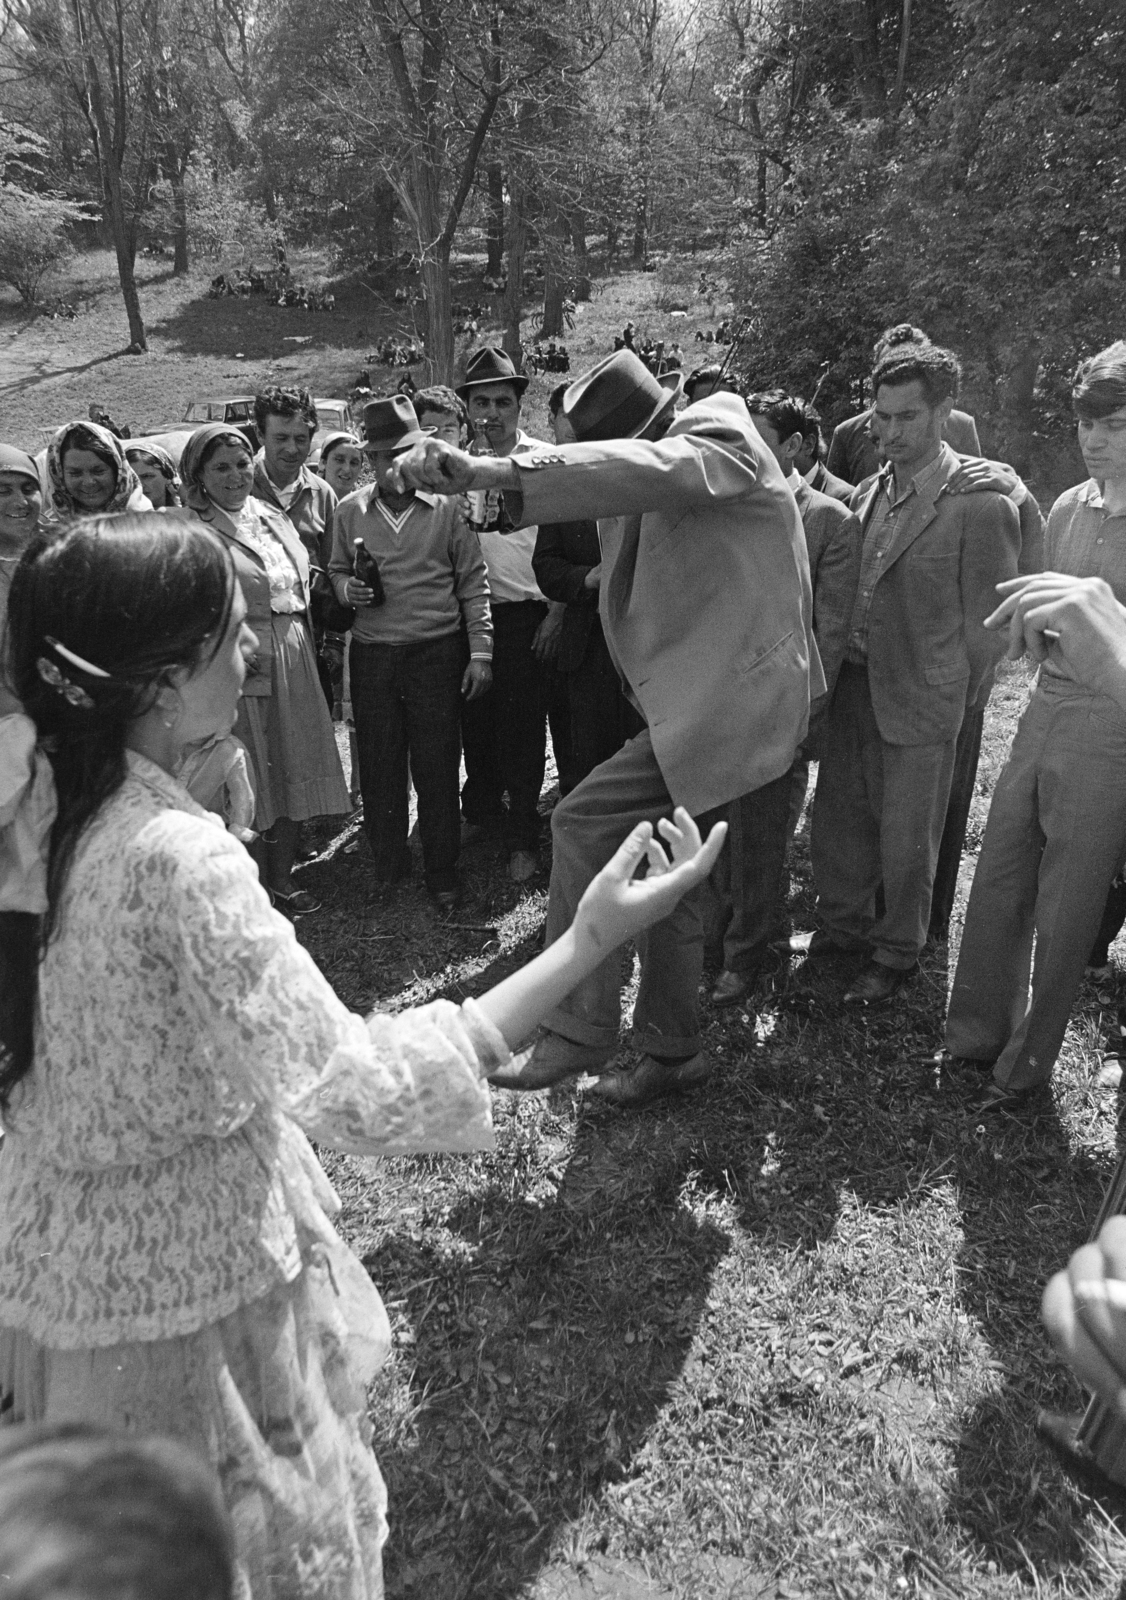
[350,631,463,891]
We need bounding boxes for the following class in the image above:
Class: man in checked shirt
[946,340,1126,1112]
[803,343,1020,1005]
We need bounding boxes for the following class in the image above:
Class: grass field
[2,252,1123,1600]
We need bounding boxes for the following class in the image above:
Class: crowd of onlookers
[6,317,1126,1594]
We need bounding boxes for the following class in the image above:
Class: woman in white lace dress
[0,513,723,1600]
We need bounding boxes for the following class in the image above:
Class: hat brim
[455,373,530,401]
[363,427,435,455]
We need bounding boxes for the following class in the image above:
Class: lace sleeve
[160,818,506,1154]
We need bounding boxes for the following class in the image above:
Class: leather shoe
[487,1032,611,1091]
[588,1052,713,1109]
[710,968,754,1008]
[509,849,538,883]
[429,887,460,915]
[843,959,917,1004]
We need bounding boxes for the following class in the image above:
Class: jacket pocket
[738,630,795,676]
[924,661,969,686]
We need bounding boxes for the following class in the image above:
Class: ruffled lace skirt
[0,1236,389,1600]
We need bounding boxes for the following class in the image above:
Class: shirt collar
[256,455,310,499]
[786,467,802,488]
[884,441,953,503]
[802,463,818,485]
[1080,478,1106,507]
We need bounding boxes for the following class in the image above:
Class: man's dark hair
[872,323,928,363]
[745,390,806,443]
[797,398,823,451]
[253,385,318,434]
[1072,341,1126,421]
[414,385,467,425]
[871,344,961,407]
[684,364,723,401]
[547,382,570,419]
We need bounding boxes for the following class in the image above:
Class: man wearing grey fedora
[392,349,820,1108]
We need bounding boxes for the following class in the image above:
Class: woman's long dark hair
[0,514,235,1110]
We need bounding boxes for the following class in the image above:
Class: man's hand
[1043,1216,1126,1415]
[344,577,375,605]
[532,602,566,665]
[461,659,492,701]
[583,563,602,591]
[985,573,1126,706]
[389,439,517,497]
[948,457,1019,497]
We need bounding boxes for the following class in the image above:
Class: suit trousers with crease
[544,726,715,1057]
[811,662,956,968]
[701,763,796,974]
[945,674,1126,1093]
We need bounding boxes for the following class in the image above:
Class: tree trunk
[170,154,189,275]
[422,238,454,383]
[372,180,397,258]
[1002,339,1040,478]
[632,157,649,264]
[486,161,504,276]
[502,185,527,362]
[570,207,590,300]
[80,42,147,348]
[540,231,566,338]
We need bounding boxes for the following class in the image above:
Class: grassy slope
[3,256,1123,1600]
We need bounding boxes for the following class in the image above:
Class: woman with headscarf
[124,442,182,510]
[0,445,43,716]
[179,425,350,914]
[317,432,365,502]
[45,422,151,521]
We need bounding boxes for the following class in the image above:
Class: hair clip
[36,657,97,710]
[44,636,111,678]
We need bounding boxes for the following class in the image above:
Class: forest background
[1,0,1124,489]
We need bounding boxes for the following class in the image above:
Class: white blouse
[0,754,505,1349]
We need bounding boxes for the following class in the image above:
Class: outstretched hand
[1043,1216,1126,1417]
[572,808,727,955]
[985,573,1126,704]
[389,439,477,496]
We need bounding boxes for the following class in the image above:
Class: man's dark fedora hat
[362,394,434,454]
[562,351,681,444]
[455,345,530,400]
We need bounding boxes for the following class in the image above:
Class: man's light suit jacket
[847,446,1021,747]
[506,392,824,815]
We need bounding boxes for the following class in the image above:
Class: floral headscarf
[179,425,254,515]
[46,421,148,519]
[125,442,182,507]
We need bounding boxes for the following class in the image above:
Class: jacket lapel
[852,474,884,533]
[880,448,958,573]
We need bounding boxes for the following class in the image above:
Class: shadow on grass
[359,1113,730,1600]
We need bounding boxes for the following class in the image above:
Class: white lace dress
[0,754,507,1598]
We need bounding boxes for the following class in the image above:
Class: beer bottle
[353,537,386,607]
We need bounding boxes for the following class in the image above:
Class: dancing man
[393,349,820,1108]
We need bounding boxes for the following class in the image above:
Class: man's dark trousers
[351,631,462,891]
[702,764,795,974]
[461,598,547,851]
[543,726,790,1056]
